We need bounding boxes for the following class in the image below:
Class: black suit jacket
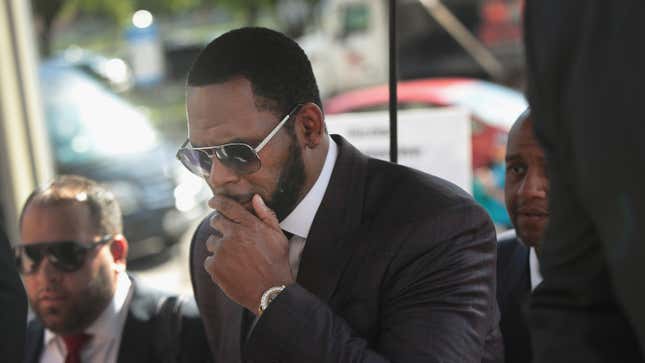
[496,230,531,363]
[23,276,212,363]
[524,1,645,361]
[190,135,503,362]
[0,224,27,363]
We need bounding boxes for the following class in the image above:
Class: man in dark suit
[16,175,211,363]
[179,27,502,362]
[1,221,28,362]
[524,1,645,362]
[496,109,549,363]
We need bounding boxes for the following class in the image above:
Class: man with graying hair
[16,175,212,363]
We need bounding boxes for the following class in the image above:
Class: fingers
[209,195,255,225]
[205,234,221,254]
[252,194,281,231]
[209,213,233,238]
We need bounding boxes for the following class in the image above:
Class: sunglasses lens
[15,242,88,274]
[15,246,42,274]
[47,242,87,272]
[177,143,261,176]
[217,144,261,174]
[177,148,211,177]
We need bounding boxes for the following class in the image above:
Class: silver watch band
[258,285,286,315]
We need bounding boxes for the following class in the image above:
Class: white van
[299,0,521,97]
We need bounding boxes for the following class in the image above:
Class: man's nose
[206,156,241,188]
[38,258,63,283]
[518,169,548,199]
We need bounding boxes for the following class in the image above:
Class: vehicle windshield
[41,66,158,165]
[440,82,527,130]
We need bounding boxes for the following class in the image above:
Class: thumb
[252,194,280,230]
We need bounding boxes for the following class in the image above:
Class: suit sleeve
[178,297,214,363]
[0,226,27,362]
[245,202,500,363]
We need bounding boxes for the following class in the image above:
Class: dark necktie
[62,333,91,363]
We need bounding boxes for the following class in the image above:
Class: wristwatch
[258,285,286,316]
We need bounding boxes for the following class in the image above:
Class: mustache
[35,284,67,300]
[516,205,549,215]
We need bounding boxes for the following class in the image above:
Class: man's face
[186,77,306,220]
[504,118,550,248]
[20,202,116,335]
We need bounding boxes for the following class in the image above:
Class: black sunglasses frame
[176,104,303,177]
[13,235,114,275]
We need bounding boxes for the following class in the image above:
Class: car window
[41,67,158,165]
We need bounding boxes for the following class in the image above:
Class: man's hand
[204,194,294,314]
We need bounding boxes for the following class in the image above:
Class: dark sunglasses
[13,235,114,275]
[176,104,302,177]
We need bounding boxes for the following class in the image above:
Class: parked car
[324,77,527,227]
[325,77,527,168]
[39,61,209,260]
[51,47,134,92]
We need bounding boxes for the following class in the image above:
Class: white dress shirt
[40,271,133,363]
[279,136,338,277]
[248,137,338,334]
[529,247,543,291]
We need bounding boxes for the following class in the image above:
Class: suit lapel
[507,245,531,309]
[24,320,44,363]
[296,135,368,303]
[507,240,531,303]
[191,217,246,363]
[117,276,162,363]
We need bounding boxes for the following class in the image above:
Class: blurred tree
[217,0,318,36]
[31,0,206,56]
[32,0,66,56]
[32,0,319,56]
[215,0,272,25]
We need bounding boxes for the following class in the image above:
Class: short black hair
[187,27,322,117]
[20,175,122,236]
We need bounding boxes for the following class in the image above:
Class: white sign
[326,107,472,192]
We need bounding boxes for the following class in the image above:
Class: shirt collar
[280,136,338,238]
[44,271,133,345]
[529,247,543,291]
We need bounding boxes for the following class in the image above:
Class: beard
[267,137,306,221]
[32,264,114,335]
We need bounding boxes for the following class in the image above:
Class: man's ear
[109,235,129,267]
[296,103,325,148]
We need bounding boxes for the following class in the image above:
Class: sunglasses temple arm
[255,112,292,153]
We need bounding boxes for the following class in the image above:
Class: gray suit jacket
[190,135,503,362]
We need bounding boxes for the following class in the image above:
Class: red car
[324,78,527,169]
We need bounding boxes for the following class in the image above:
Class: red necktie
[62,333,91,363]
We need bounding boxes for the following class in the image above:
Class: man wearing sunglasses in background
[182,27,502,363]
[16,175,212,363]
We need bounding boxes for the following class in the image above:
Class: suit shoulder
[365,157,489,224]
[496,231,529,282]
[497,229,519,250]
[496,230,527,262]
[128,276,201,320]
